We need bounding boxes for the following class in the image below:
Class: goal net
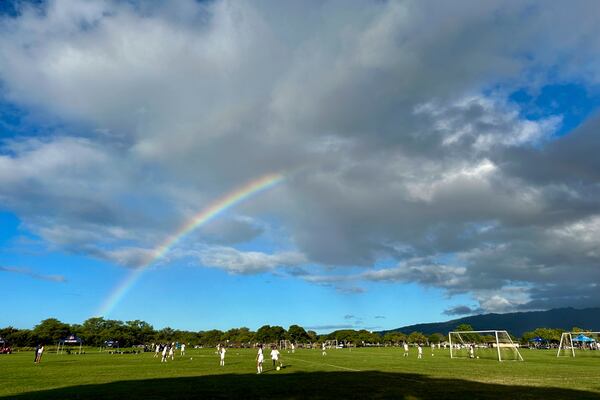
[449,330,523,361]
[279,340,292,350]
[557,332,600,357]
[324,340,338,349]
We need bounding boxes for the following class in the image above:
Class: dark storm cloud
[443,305,481,316]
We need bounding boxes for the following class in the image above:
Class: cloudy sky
[1,0,600,332]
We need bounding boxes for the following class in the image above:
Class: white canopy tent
[101,340,120,352]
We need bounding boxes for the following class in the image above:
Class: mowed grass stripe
[286,355,361,371]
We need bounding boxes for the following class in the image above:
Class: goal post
[279,340,291,350]
[449,330,523,361]
[324,339,338,349]
[557,332,600,357]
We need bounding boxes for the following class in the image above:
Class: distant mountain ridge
[379,307,600,337]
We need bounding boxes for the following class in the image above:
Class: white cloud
[198,246,306,275]
[0,265,66,283]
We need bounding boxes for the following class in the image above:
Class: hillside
[379,307,600,337]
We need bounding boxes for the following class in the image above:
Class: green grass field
[2,347,600,399]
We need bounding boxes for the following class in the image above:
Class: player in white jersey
[256,345,264,374]
[270,346,281,369]
[161,345,168,362]
[181,343,186,356]
[417,344,423,359]
[219,345,226,366]
[403,342,409,357]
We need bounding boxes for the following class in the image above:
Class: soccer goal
[449,330,523,361]
[557,332,600,357]
[279,340,292,350]
[325,339,338,349]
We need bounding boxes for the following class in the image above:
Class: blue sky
[1,0,600,333]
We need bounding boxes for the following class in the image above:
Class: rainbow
[96,172,284,317]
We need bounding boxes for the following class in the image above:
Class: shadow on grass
[4,370,600,400]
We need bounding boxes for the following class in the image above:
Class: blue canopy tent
[57,335,83,354]
[558,331,600,357]
[572,334,595,343]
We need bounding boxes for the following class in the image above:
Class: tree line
[1,318,587,348]
[0,318,444,348]
[0,318,318,348]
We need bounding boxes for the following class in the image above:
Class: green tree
[270,326,287,342]
[236,327,254,346]
[255,325,273,343]
[428,333,444,344]
[287,325,310,343]
[454,324,479,343]
[255,325,286,344]
[382,332,396,344]
[126,320,155,345]
[332,329,359,344]
[156,327,175,343]
[199,330,224,346]
[455,323,474,332]
[33,318,70,344]
[407,331,427,344]
[3,328,34,347]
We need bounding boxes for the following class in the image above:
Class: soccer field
[2,347,600,399]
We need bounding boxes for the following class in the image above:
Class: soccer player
[322,342,327,356]
[256,344,264,374]
[35,345,44,363]
[469,345,475,359]
[154,344,160,358]
[181,343,186,357]
[431,342,435,356]
[161,345,168,362]
[169,344,175,360]
[291,343,295,353]
[403,342,409,357]
[417,344,423,359]
[219,345,226,366]
[271,346,281,369]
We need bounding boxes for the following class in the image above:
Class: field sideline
[2,347,600,399]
